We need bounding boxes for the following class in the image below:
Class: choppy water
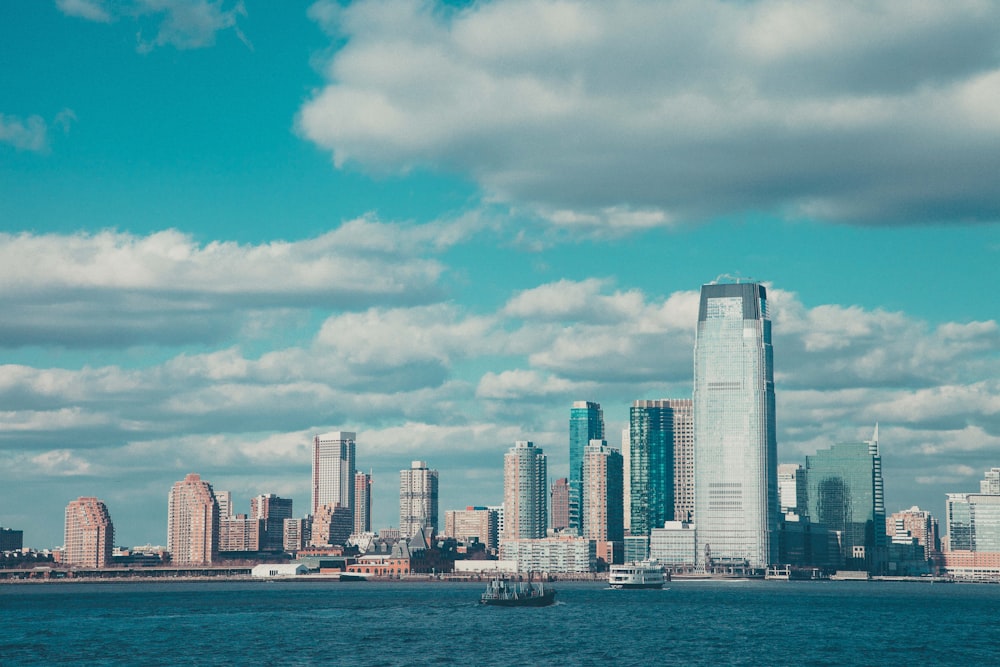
[2,579,999,665]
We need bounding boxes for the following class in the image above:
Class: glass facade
[569,401,604,533]
[804,436,886,573]
[629,400,675,536]
[693,282,777,570]
[946,470,1000,552]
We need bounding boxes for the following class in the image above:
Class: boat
[479,575,556,607]
[609,560,667,589]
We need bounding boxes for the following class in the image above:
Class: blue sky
[1,0,998,548]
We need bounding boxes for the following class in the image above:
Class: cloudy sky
[2,0,998,548]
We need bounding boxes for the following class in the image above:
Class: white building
[500,537,595,573]
[312,431,356,516]
[503,441,547,540]
[251,563,309,578]
[400,461,439,539]
[650,521,697,567]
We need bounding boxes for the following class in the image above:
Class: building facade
[569,401,604,534]
[629,400,675,536]
[503,441,548,540]
[400,461,439,539]
[693,282,778,570]
[312,431,356,518]
[354,471,372,535]
[650,521,697,569]
[550,478,570,532]
[778,463,808,516]
[0,527,23,552]
[805,429,886,573]
[167,473,219,565]
[668,399,694,523]
[444,506,498,551]
[283,517,310,553]
[582,440,624,564]
[251,494,293,551]
[310,504,353,547]
[499,537,595,573]
[219,515,262,552]
[64,497,114,568]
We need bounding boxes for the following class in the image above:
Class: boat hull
[610,582,664,590]
[480,590,556,607]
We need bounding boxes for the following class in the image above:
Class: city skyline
[2,1,999,548]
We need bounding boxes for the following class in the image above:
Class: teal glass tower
[569,401,604,533]
[805,426,886,573]
[629,400,675,536]
[693,282,778,571]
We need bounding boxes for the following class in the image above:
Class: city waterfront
[3,580,999,665]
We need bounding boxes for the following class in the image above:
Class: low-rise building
[499,537,595,573]
[649,521,696,571]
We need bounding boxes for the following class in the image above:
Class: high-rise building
[629,400,675,536]
[251,494,293,551]
[582,440,624,564]
[946,468,1000,553]
[310,504,353,547]
[503,441,548,540]
[283,517,310,553]
[778,464,808,516]
[216,490,233,519]
[64,497,114,568]
[569,401,604,533]
[693,282,778,571]
[219,514,262,552]
[167,473,219,565]
[668,399,694,523]
[621,428,631,532]
[312,431,356,518]
[400,461,439,538]
[887,506,940,559]
[551,478,570,532]
[444,506,499,551]
[0,527,24,552]
[805,427,886,573]
[354,471,372,535]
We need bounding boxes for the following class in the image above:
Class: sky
[1,0,998,549]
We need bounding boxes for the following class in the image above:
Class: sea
[2,579,999,666]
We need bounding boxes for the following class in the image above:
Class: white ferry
[608,560,667,589]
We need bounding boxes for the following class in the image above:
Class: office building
[444,506,498,551]
[805,427,886,573]
[1,527,24,552]
[251,494,293,551]
[569,401,605,533]
[219,515,262,552]
[400,461,439,539]
[167,473,219,565]
[63,497,114,568]
[629,400,675,536]
[582,440,624,563]
[551,478,570,532]
[778,464,808,516]
[355,471,372,535]
[312,431,356,517]
[503,441,548,540]
[887,506,940,559]
[621,428,631,532]
[946,468,1000,553]
[650,521,697,570]
[311,504,353,547]
[668,399,694,523]
[693,282,778,570]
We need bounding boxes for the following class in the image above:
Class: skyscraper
[805,426,886,573]
[64,497,114,568]
[668,399,694,523]
[399,461,439,538]
[629,400,675,536]
[251,494,293,551]
[778,463,808,516]
[354,471,372,535]
[551,477,570,532]
[693,282,778,570]
[946,468,1000,552]
[582,440,624,564]
[312,431,356,517]
[503,440,548,540]
[167,473,219,565]
[569,401,604,534]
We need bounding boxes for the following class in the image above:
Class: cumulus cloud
[0,113,49,152]
[0,220,466,347]
[299,0,1000,228]
[56,0,250,52]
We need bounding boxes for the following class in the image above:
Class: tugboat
[608,560,667,589]
[479,574,556,607]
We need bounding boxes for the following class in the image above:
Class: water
[2,579,999,665]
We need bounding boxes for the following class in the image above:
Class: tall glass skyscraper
[805,427,886,573]
[629,400,675,536]
[569,401,604,533]
[693,282,777,570]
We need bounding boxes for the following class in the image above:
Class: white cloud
[56,0,250,52]
[0,220,463,347]
[300,0,1000,227]
[0,113,48,152]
